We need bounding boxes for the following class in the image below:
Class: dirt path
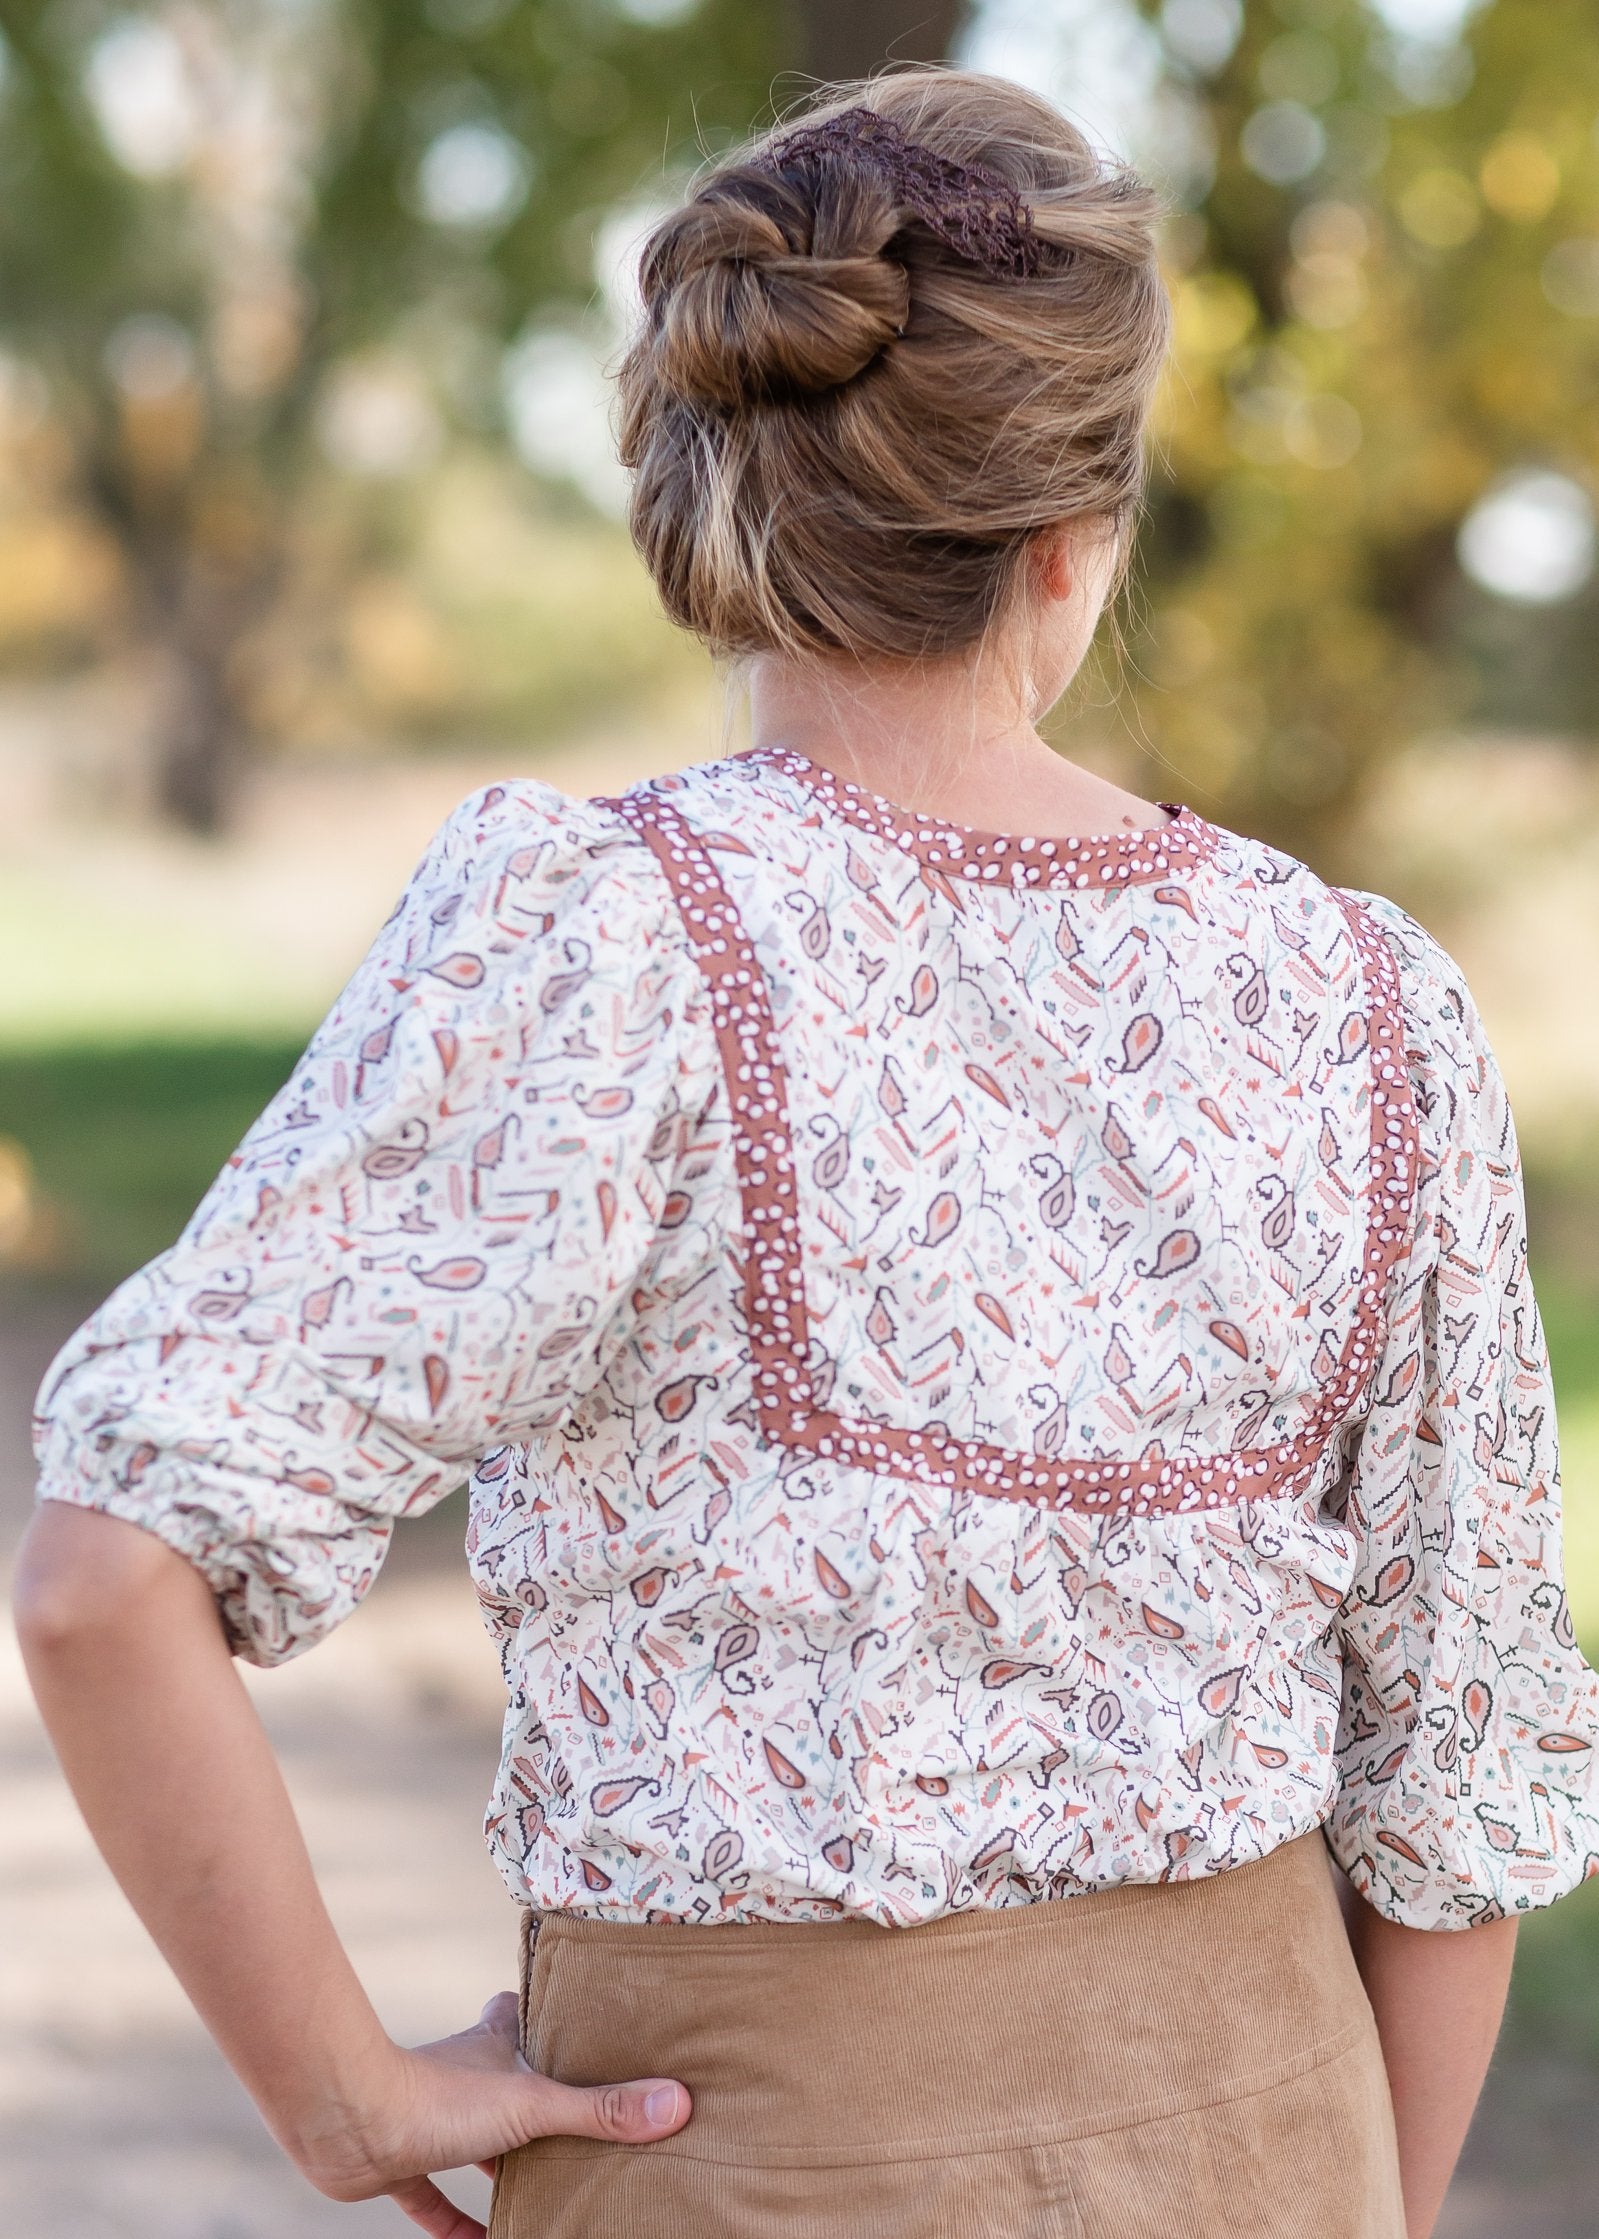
[2,1285,1593,2237]
[2,1285,512,2235]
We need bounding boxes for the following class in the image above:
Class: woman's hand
[298,1991,690,2237]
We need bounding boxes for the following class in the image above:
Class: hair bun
[618,70,1171,665]
[639,173,910,410]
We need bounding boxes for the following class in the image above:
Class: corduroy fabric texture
[488,1830,1405,2239]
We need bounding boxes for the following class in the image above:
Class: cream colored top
[34,745,1599,1929]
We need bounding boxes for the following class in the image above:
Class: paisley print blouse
[33,744,1599,1932]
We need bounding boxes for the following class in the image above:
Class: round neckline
[734,741,1216,888]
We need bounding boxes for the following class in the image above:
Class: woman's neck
[745,650,1167,842]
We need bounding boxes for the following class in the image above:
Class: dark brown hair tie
[753,106,1043,282]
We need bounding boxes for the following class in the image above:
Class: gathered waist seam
[517,1825,1337,1950]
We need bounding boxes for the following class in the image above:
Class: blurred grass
[0,1039,303,1287]
[1505,1871,1599,2070]
[1541,1290,1599,1661]
[4,1035,1599,2073]
[0,869,335,1045]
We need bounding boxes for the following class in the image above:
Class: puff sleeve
[31,780,716,1667]
[1325,894,1599,1926]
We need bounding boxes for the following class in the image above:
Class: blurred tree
[0,0,970,831]
[13,0,1592,855]
[1121,0,1599,868]
[0,0,782,830]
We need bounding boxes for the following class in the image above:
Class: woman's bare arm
[13,1501,691,2239]
[1344,1887,1517,2239]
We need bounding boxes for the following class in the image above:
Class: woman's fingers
[409,1992,526,2077]
[387,2173,486,2238]
[352,2030,690,2224]
[477,1990,521,2047]
[519,2071,692,2144]
[382,2074,688,2233]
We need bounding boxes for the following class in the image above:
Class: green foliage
[1125,0,1599,871]
[305,0,779,349]
[3,0,1598,847]
[0,10,151,340]
[0,0,785,825]
[259,466,709,751]
[0,1038,304,1285]
[1503,1865,1599,2069]
[1540,1277,1599,1412]
[0,0,781,393]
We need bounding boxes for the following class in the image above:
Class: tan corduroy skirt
[488,1830,1405,2239]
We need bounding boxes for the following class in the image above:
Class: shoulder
[1195,819,1350,922]
[1334,888,1486,1074]
[306,776,705,1071]
[400,776,667,914]
[1197,818,1483,1054]
[373,776,700,991]
[1192,822,1496,1102]
[1328,888,1515,1188]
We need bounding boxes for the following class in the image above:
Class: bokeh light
[1458,470,1597,604]
[415,121,534,230]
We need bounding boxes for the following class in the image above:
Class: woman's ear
[1029,524,1076,604]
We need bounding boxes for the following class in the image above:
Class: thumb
[523,2073,692,2146]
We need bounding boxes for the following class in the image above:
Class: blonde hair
[617,67,1171,665]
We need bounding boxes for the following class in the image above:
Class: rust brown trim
[734,742,1220,889]
[600,784,1419,1518]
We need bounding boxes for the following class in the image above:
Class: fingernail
[643,2085,679,2126]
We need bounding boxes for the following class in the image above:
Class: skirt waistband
[514,1829,1370,2162]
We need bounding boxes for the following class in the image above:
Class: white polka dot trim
[602,784,1421,1518]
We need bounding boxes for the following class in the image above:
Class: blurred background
[0,0,1596,2230]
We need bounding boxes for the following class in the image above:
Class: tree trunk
[83,434,283,836]
[794,0,965,82]
[154,628,249,837]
